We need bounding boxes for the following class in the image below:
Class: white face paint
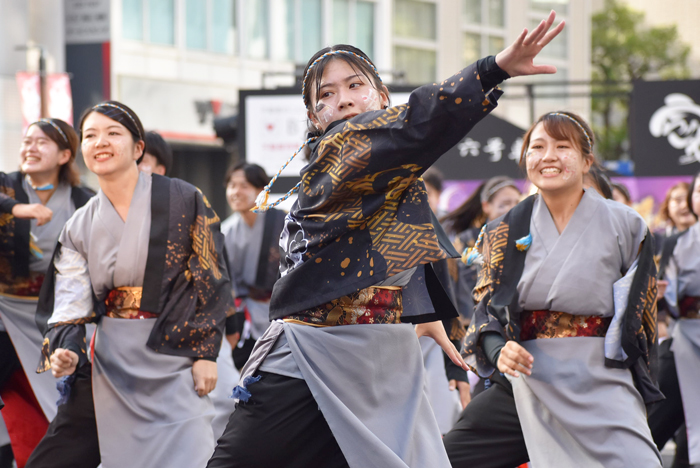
[310,59,386,133]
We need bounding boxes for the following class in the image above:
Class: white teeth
[541,168,561,174]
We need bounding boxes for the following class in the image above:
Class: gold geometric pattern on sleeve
[191,214,222,280]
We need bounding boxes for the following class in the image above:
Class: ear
[581,154,594,175]
[134,140,145,161]
[307,109,321,130]
[58,149,72,166]
[379,85,390,109]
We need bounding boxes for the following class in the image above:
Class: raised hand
[495,10,565,78]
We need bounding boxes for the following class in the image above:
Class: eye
[349,82,362,89]
[84,133,94,139]
[109,131,120,136]
[320,91,332,99]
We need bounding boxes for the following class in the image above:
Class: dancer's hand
[12,203,53,225]
[656,280,668,301]
[415,321,469,371]
[497,341,533,378]
[495,10,565,78]
[192,359,218,396]
[50,348,79,378]
[449,379,471,409]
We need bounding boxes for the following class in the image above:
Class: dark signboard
[431,113,525,179]
[630,79,700,176]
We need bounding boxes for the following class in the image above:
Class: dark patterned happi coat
[36,175,234,371]
[270,57,509,321]
[0,171,93,296]
[463,195,663,404]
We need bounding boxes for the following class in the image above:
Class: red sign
[16,72,73,133]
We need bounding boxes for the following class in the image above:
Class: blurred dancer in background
[0,118,93,467]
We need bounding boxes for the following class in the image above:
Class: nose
[542,146,558,161]
[337,89,354,110]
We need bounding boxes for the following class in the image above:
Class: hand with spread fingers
[495,10,566,78]
[497,340,534,378]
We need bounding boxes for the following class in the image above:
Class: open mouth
[540,167,561,175]
[94,152,113,162]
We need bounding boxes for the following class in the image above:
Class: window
[394,0,436,40]
[393,0,437,84]
[149,0,175,45]
[394,46,436,85]
[210,0,235,54]
[462,0,506,66]
[122,0,144,40]
[186,0,207,49]
[185,0,235,53]
[245,0,269,59]
[530,0,568,16]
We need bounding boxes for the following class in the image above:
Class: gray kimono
[663,222,700,463]
[509,190,662,467]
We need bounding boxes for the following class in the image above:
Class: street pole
[38,46,47,118]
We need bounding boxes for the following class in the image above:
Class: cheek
[525,151,543,172]
[361,88,380,111]
[315,103,338,125]
[559,151,577,181]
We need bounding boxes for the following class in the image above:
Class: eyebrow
[319,74,364,92]
[83,125,124,132]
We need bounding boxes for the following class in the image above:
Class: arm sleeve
[0,194,20,213]
[481,331,506,369]
[38,245,95,373]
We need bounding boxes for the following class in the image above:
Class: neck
[98,165,141,220]
[540,184,585,233]
[239,209,257,227]
[26,170,61,204]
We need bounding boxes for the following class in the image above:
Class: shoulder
[599,195,646,235]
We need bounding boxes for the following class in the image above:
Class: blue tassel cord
[515,232,532,252]
[56,374,76,406]
[230,375,262,403]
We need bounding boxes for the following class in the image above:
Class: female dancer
[208,11,564,468]
[444,111,663,467]
[31,101,233,468]
[0,118,92,467]
[648,171,700,467]
[221,162,285,369]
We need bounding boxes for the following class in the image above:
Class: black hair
[611,182,632,204]
[144,131,173,175]
[584,164,613,199]
[689,171,700,218]
[225,162,269,190]
[79,100,146,164]
[302,44,388,136]
[441,182,486,235]
[422,168,443,193]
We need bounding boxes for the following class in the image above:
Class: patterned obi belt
[520,310,612,341]
[679,296,700,319]
[105,287,158,320]
[282,286,402,327]
[0,271,45,297]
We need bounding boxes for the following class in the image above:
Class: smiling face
[20,125,71,177]
[226,170,262,213]
[81,112,144,178]
[525,122,592,195]
[667,185,695,230]
[307,58,389,133]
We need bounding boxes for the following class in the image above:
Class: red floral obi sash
[105,287,158,320]
[679,296,700,319]
[0,272,45,297]
[520,310,612,341]
[282,287,402,327]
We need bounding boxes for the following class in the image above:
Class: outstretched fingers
[537,19,565,48]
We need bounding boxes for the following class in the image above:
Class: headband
[548,112,592,153]
[93,102,142,139]
[33,119,69,144]
[302,50,382,103]
[481,179,518,203]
